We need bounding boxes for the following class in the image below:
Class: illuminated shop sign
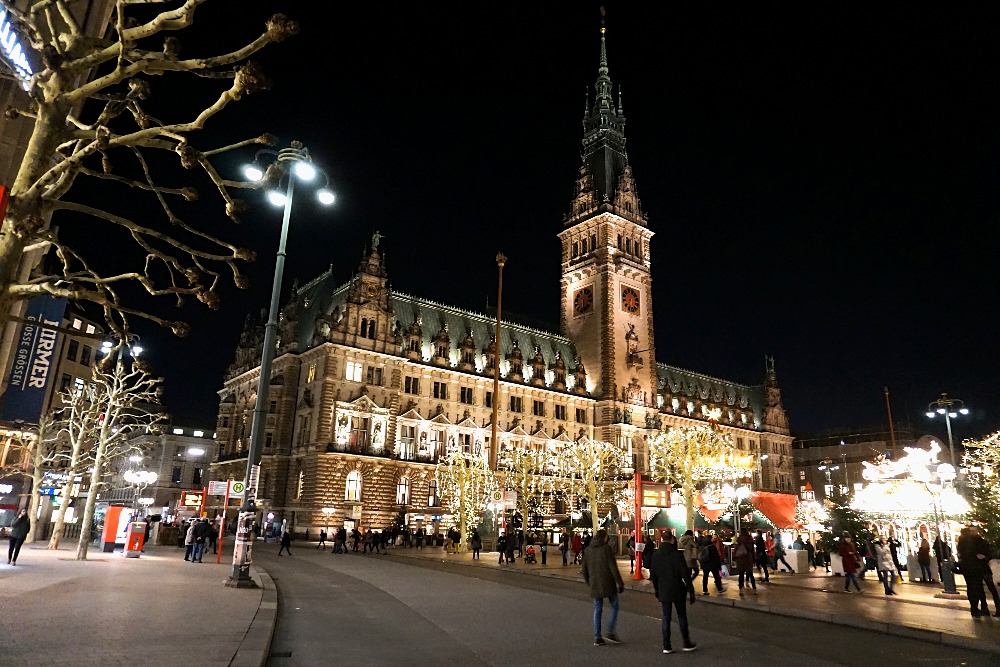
[0,4,33,89]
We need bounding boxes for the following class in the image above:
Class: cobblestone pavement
[0,541,271,667]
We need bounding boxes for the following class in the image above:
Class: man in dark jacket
[697,536,726,595]
[581,528,625,646]
[7,507,30,565]
[191,518,212,562]
[754,530,771,582]
[648,532,697,654]
[957,525,999,617]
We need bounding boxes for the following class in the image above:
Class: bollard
[941,559,958,594]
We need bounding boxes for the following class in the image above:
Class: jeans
[593,594,619,639]
[191,542,206,562]
[881,570,895,593]
[844,572,861,591]
[660,598,690,649]
[702,567,724,592]
[7,536,25,563]
[757,555,770,580]
[738,569,756,590]
[965,573,987,613]
[920,563,932,581]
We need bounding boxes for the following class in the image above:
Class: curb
[229,566,278,667]
[385,550,1000,655]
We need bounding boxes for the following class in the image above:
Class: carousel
[850,439,969,576]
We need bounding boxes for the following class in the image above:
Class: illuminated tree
[557,438,631,534]
[964,431,1000,554]
[498,444,557,546]
[435,444,497,553]
[75,352,166,560]
[647,425,742,531]
[0,2,299,340]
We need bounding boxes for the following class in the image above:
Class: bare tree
[47,387,101,549]
[647,425,745,531]
[498,444,557,549]
[0,1,299,339]
[557,438,630,534]
[74,351,165,560]
[435,444,496,553]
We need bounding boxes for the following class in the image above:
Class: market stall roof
[750,491,800,529]
[645,509,711,531]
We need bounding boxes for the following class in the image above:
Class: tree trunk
[76,422,111,561]
[47,478,74,549]
[684,487,696,531]
[25,455,44,544]
[588,479,600,534]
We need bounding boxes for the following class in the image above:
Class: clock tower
[558,23,658,442]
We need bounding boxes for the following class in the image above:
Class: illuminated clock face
[621,286,640,315]
[573,287,593,315]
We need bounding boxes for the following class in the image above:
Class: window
[366,366,383,386]
[617,234,622,250]
[399,425,416,459]
[73,377,85,393]
[307,363,316,383]
[193,430,204,438]
[72,318,81,329]
[192,467,203,485]
[590,233,597,250]
[404,376,420,395]
[433,381,448,400]
[85,324,96,334]
[460,386,474,405]
[221,416,230,428]
[737,437,745,449]
[532,400,545,417]
[345,361,363,382]
[799,470,806,480]
[428,480,440,507]
[429,429,444,457]
[396,477,410,504]
[59,373,72,393]
[80,345,92,366]
[572,242,578,258]
[345,471,362,501]
[349,416,370,450]
[265,432,274,448]
[575,408,587,424]
[269,400,277,413]
[459,432,473,454]
[67,340,79,362]
[509,396,523,413]
[485,391,493,408]
[554,404,567,421]
[171,466,182,484]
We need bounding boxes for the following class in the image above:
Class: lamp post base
[224,576,259,589]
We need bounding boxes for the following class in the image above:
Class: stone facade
[210,28,795,537]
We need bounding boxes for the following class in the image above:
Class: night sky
[66,3,1000,443]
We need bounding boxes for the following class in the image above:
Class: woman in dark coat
[734,528,757,595]
[697,535,726,595]
[7,508,30,565]
[917,536,932,582]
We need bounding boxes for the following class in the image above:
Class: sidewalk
[0,541,277,667]
[378,543,1000,655]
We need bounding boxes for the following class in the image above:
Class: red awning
[695,492,729,523]
[750,491,800,529]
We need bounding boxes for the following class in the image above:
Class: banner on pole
[1,295,68,422]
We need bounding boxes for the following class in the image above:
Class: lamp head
[243,164,264,182]
[266,190,288,207]
[926,411,935,418]
[959,408,969,415]
[293,161,316,181]
[317,188,335,205]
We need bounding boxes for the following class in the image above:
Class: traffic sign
[208,481,228,495]
[230,481,246,498]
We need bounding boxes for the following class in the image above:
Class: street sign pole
[633,471,644,580]
[216,480,231,565]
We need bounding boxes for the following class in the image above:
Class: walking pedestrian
[470,529,482,559]
[581,528,625,646]
[6,508,30,565]
[678,530,699,581]
[887,533,903,584]
[560,531,569,565]
[642,535,656,575]
[972,526,1000,614]
[207,519,218,554]
[957,525,998,617]
[697,535,726,595]
[191,518,212,562]
[734,527,757,596]
[317,528,327,550]
[917,535,933,582]
[773,533,794,573]
[183,521,195,561]
[839,533,863,592]
[415,526,425,549]
[754,529,771,582]
[873,535,897,595]
[804,537,816,571]
[497,532,508,565]
[571,532,582,565]
[278,529,293,556]
[626,534,636,573]
[539,531,548,565]
[648,532,697,654]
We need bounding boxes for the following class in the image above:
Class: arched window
[361,318,368,335]
[345,471,362,501]
[367,319,376,339]
[396,477,410,505]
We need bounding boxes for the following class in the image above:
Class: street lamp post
[227,141,335,589]
[926,393,969,467]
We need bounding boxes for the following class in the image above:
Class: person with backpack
[754,529,771,582]
[678,530,699,581]
[697,535,726,595]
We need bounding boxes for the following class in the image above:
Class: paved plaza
[3,537,999,666]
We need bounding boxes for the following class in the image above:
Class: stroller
[524,545,537,564]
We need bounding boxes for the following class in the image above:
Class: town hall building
[210,27,795,538]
